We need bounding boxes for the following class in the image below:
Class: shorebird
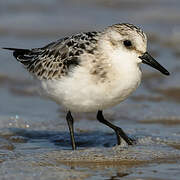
[3,23,169,150]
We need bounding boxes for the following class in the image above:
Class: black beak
[139,52,170,75]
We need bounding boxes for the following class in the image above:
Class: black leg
[66,111,76,150]
[97,110,134,145]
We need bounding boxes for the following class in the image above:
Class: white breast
[39,58,142,112]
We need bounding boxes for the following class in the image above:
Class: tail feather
[2,47,36,66]
[2,47,31,59]
[2,47,29,51]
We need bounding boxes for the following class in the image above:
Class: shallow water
[0,0,180,179]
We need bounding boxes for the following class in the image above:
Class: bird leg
[97,110,134,145]
[66,111,76,150]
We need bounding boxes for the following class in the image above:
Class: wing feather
[3,31,99,80]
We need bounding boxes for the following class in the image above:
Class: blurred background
[0,0,180,180]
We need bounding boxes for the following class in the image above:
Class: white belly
[39,66,142,112]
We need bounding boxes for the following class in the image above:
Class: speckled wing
[3,31,99,80]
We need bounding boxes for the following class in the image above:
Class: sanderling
[3,23,169,150]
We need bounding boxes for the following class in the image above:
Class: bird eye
[123,40,132,47]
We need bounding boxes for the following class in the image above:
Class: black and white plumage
[3,23,169,150]
[4,31,100,80]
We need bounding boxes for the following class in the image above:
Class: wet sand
[0,0,180,179]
